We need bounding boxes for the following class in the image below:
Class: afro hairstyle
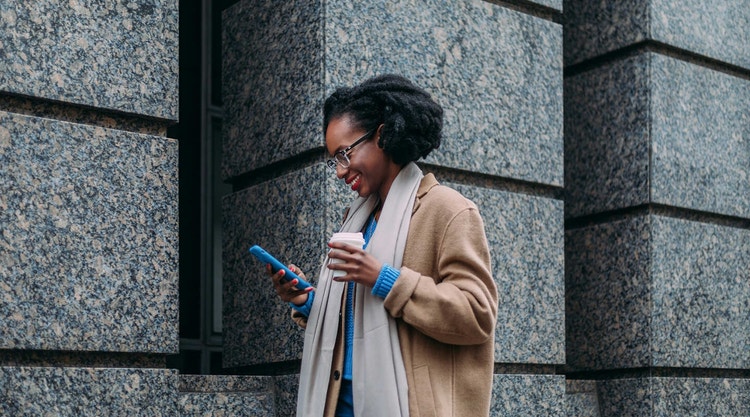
[323,74,443,165]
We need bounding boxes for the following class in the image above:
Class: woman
[269,74,498,417]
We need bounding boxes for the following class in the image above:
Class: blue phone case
[249,245,312,290]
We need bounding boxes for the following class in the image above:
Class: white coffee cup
[328,232,365,278]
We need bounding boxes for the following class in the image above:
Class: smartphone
[249,245,312,290]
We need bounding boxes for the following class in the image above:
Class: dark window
[167,0,238,375]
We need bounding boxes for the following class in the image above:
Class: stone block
[566,215,652,371]
[0,367,178,416]
[179,375,276,417]
[223,0,562,187]
[566,215,750,371]
[596,377,750,417]
[222,0,324,178]
[650,216,750,368]
[650,55,750,218]
[565,54,650,218]
[491,374,565,416]
[565,53,750,218]
[0,111,179,353]
[452,182,564,364]
[0,0,178,120]
[564,0,750,69]
[565,380,601,417]
[273,374,300,417]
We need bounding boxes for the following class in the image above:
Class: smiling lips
[346,174,362,191]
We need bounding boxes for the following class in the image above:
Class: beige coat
[295,173,498,417]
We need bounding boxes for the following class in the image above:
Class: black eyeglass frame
[326,128,377,170]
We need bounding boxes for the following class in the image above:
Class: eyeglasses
[326,128,376,170]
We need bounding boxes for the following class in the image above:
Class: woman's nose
[335,164,347,179]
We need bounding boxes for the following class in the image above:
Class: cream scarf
[296,162,423,417]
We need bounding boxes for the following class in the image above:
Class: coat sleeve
[383,206,498,346]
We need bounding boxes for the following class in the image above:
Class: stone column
[0,1,179,415]
[221,0,565,415]
[565,1,750,415]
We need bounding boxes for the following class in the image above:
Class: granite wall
[221,0,565,415]
[2,0,744,415]
[0,0,180,415]
[565,0,750,416]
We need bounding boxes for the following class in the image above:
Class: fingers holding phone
[268,263,312,305]
[249,245,314,306]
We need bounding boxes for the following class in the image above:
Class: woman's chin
[355,186,372,198]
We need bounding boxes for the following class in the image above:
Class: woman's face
[325,115,400,201]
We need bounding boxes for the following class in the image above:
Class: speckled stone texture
[566,215,651,371]
[564,0,750,68]
[451,182,564,365]
[0,95,168,137]
[179,375,276,417]
[0,367,178,416]
[531,0,562,12]
[222,165,350,367]
[650,55,750,218]
[596,377,750,417]
[564,54,650,218]
[565,53,750,218]
[273,374,300,417]
[0,0,178,120]
[491,374,565,416]
[564,0,650,65]
[223,0,562,187]
[566,215,750,371]
[0,111,179,353]
[565,380,600,417]
[650,216,750,368]
[222,0,324,179]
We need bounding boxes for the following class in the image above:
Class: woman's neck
[373,201,383,221]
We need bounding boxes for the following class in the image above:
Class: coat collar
[413,173,439,214]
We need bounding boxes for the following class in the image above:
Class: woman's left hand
[327,242,382,287]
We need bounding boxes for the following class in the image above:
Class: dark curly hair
[323,74,443,165]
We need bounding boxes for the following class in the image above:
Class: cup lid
[329,232,365,244]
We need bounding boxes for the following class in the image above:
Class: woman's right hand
[268,263,313,306]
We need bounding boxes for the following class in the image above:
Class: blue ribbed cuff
[371,264,400,299]
[289,291,314,317]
